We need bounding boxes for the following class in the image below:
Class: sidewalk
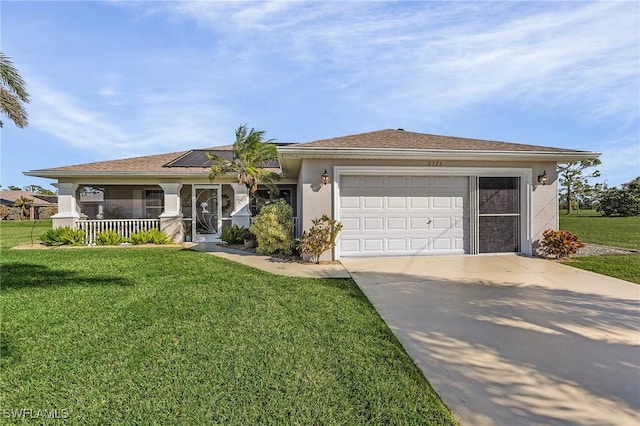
[189,243,351,279]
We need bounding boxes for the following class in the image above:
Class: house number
[425,161,443,167]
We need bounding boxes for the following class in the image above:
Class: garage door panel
[387,217,407,230]
[364,176,384,187]
[410,217,429,229]
[341,197,360,209]
[387,239,407,251]
[341,175,361,187]
[387,176,408,187]
[363,197,384,209]
[432,197,452,208]
[340,239,360,252]
[341,217,360,231]
[364,239,384,252]
[410,197,428,209]
[432,217,452,229]
[410,177,429,187]
[433,238,452,250]
[387,197,406,208]
[409,238,429,250]
[363,217,384,230]
[339,175,469,257]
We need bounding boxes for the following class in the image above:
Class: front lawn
[559,211,640,250]
[558,212,640,283]
[564,255,640,284]
[0,219,51,249]
[1,241,455,424]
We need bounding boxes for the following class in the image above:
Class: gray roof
[293,129,585,152]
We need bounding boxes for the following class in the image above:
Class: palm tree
[0,52,30,128]
[208,125,280,196]
[13,196,33,220]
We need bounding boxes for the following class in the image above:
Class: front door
[478,177,521,253]
[193,185,221,242]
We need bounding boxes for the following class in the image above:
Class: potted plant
[243,229,257,249]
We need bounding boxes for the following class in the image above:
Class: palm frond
[211,125,280,195]
[207,152,237,181]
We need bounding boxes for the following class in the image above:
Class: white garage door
[338,175,469,257]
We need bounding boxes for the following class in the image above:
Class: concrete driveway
[341,255,640,426]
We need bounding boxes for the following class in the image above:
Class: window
[249,185,295,216]
[145,190,164,219]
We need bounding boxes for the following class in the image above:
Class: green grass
[0,219,51,249]
[558,211,640,283]
[565,255,640,284]
[0,222,456,425]
[559,211,640,250]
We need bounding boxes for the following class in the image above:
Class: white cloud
[27,78,233,159]
[153,1,639,123]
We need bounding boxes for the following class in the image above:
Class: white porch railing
[78,219,160,244]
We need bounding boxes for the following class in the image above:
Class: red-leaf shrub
[540,229,585,259]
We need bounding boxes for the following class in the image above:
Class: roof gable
[294,129,584,153]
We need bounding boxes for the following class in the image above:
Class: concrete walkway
[190,243,351,278]
[342,255,640,426]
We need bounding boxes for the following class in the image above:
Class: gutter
[277,147,600,161]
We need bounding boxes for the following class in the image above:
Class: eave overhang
[23,170,213,179]
[277,147,601,177]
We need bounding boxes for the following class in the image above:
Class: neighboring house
[0,190,57,220]
[25,129,599,259]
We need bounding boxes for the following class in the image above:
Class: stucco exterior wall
[529,163,559,252]
[298,158,559,260]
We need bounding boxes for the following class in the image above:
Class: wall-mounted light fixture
[321,169,330,185]
[537,170,548,185]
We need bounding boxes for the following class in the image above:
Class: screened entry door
[478,177,520,253]
[193,185,221,242]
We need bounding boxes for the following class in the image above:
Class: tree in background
[557,159,601,214]
[23,184,56,195]
[597,177,640,216]
[207,125,280,197]
[12,196,33,220]
[0,52,30,128]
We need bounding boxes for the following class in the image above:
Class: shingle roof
[26,144,281,175]
[0,190,57,206]
[30,151,192,173]
[26,129,595,177]
[294,129,584,152]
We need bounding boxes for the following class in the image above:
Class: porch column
[230,183,251,229]
[51,182,80,229]
[158,183,184,243]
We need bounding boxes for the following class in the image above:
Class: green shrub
[540,229,585,259]
[40,227,85,246]
[249,199,294,256]
[95,230,127,245]
[130,228,171,245]
[220,224,246,244]
[300,214,343,264]
[597,183,640,217]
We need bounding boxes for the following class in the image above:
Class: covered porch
[53,182,298,244]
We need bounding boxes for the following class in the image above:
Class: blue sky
[1,0,639,190]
